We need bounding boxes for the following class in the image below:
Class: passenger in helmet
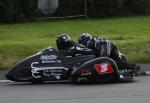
[78,33,92,47]
[78,33,119,58]
[78,33,136,70]
[56,34,95,56]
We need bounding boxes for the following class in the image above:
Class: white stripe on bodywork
[106,40,111,56]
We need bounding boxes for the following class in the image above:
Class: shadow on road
[5,79,139,87]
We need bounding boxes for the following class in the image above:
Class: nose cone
[5,66,21,81]
[5,71,16,81]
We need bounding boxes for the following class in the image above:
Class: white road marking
[144,71,150,75]
[0,80,13,83]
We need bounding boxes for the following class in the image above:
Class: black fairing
[5,47,96,82]
[71,57,120,82]
[5,54,39,81]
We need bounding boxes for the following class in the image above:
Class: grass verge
[0,16,150,69]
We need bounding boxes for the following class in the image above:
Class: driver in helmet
[56,34,95,56]
[78,33,136,70]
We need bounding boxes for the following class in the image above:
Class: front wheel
[70,76,77,84]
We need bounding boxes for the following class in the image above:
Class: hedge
[87,0,150,17]
[0,0,39,22]
[0,0,150,22]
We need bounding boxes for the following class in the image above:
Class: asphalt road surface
[0,64,150,103]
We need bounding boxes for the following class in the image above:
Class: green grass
[0,16,150,69]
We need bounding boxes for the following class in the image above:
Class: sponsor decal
[55,75,61,80]
[81,69,91,76]
[31,62,68,79]
[94,63,113,75]
[42,60,61,64]
[40,55,57,61]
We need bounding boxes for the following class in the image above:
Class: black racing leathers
[87,37,136,70]
[58,41,96,57]
[88,37,119,59]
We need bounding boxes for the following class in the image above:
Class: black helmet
[78,33,92,46]
[56,34,71,51]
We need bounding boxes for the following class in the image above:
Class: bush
[0,0,14,22]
